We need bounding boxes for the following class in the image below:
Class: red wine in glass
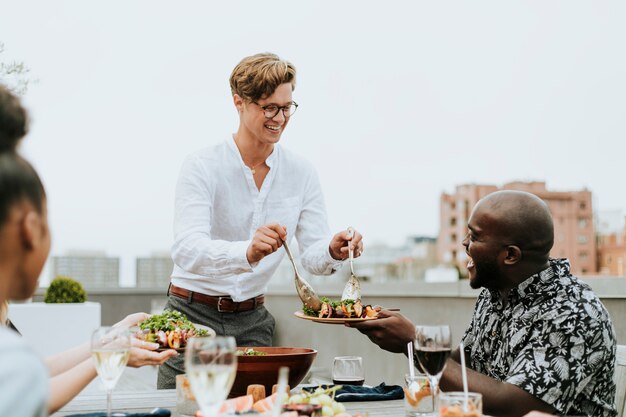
[414,347,451,376]
[414,325,451,409]
[332,378,365,386]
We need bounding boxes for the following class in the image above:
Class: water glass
[332,356,364,386]
[176,374,198,417]
[404,374,433,417]
[439,392,482,417]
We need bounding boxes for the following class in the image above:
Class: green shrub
[44,276,87,303]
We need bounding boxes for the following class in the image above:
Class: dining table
[51,388,407,417]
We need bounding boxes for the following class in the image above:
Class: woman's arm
[47,339,177,413]
[44,313,152,376]
[47,358,96,413]
[44,341,90,377]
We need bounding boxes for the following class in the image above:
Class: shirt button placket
[251,199,263,231]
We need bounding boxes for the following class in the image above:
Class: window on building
[579,251,588,260]
[579,201,586,210]
[607,255,612,265]
[578,235,588,244]
[578,218,588,229]
[450,217,457,226]
[450,234,457,244]
[450,202,456,211]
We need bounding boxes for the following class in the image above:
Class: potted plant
[44,276,88,303]
[8,276,101,356]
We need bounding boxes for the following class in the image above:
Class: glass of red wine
[414,325,452,412]
[332,356,365,386]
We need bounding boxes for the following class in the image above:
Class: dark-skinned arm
[440,358,556,417]
[345,310,415,354]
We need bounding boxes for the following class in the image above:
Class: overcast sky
[2,1,625,285]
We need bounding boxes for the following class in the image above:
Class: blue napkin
[303,383,404,402]
[66,408,170,417]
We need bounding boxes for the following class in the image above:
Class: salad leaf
[139,309,208,336]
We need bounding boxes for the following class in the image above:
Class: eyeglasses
[252,101,298,119]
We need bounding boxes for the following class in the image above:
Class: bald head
[475,190,554,260]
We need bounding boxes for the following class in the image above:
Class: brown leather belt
[168,284,264,313]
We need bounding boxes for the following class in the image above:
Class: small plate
[293,311,378,325]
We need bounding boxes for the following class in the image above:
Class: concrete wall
[31,278,626,386]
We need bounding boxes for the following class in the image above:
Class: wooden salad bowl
[230,347,317,398]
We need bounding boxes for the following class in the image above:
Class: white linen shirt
[170,137,343,302]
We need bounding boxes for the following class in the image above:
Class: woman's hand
[113,312,178,366]
[127,337,178,367]
[113,312,151,329]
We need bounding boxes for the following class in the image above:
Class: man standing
[349,191,616,417]
[158,53,363,388]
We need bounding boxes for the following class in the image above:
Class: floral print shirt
[462,258,617,417]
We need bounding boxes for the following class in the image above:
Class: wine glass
[185,336,237,417]
[332,356,365,386]
[91,326,131,417]
[413,325,451,412]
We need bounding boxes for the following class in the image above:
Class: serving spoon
[341,227,362,302]
[282,238,322,311]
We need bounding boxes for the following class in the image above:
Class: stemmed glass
[332,356,365,386]
[413,325,451,412]
[185,336,237,417]
[91,326,132,417]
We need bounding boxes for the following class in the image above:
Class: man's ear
[503,245,522,265]
[233,94,244,113]
[20,211,41,250]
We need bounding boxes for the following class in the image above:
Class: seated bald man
[349,190,617,417]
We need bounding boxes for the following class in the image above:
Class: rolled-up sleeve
[295,167,343,275]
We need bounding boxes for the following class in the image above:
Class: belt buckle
[217,297,232,313]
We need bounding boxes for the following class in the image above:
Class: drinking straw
[407,341,415,378]
[272,366,289,417]
[459,341,469,411]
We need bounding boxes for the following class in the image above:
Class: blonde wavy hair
[229,52,296,102]
[0,301,8,326]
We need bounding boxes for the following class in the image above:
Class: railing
[31,278,626,385]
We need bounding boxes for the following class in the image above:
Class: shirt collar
[228,135,279,168]
[489,258,571,304]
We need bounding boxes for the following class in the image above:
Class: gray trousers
[156,294,276,389]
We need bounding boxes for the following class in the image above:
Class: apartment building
[437,182,596,276]
[597,215,626,276]
[136,253,174,289]
[51,251,120,288]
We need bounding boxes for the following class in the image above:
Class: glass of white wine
[91,326,131,417]
[185,336,237,417]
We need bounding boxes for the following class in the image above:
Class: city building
[437,182,596,276]
[51,251,120,288]
[136,253,174,289]
[597,215,626,276]
[271,236,438,283]
[335,236,438,282]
